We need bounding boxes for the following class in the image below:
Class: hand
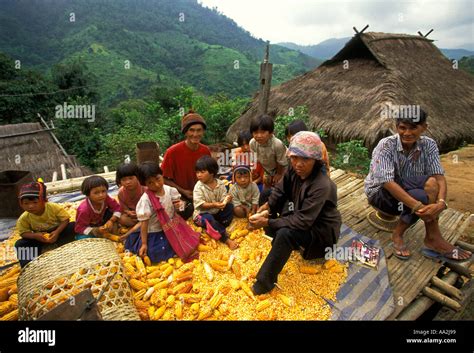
[256,203,269,214]
[119,233,130,242]
[139,244,148,258]
[42,231,58,244]
[127,210,137,219]
[248,215,269,229]
[91,227,103,237]
[103,220,114,232]
[415,203,444,222]
[215,202,226,210]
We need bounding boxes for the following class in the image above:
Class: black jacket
[267,165,341,259]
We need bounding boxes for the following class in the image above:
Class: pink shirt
[75,195,121,235]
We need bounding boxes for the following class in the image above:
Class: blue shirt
[364,134,444,198]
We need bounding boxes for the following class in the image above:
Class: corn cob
[209,293,224,309]
[179,294,201,304]
[240,281,255,301]
[161,266,173,278]
[135,256,147,277]
[175,258,184,269]
[209,262,227,272]
[143,256,152,267]
[231,262,242,279]
[146,265,160,273]
[198,244,212,252]
[0,266,20,281]
[177,282,193,295]
[229,279,241,290]
[134,300,150,311]
[162,310,171,320]
[277,294,293,307]
[143,287,155,301]
[152,305,166,320]
[256,299,271,312]
[0,276,17,290]
[159,263,172,271]
[137,309,149,321]
[147,270,163,280]
[227,254,235,269]
[299,266,320,275]
[133,289,146,300]
[203,262,214,281]
[152,280,169,291]
[0,288,9,301]
[240,253,249,262]
[150,291,164,306]
[0,308,18,321]
[129,279,147,291]
[197,307,213,321]
[323,259,338,270]
[148,305,156,319]
[124,263,136,275]
[166,295,176,308]
[147,278,163,286]
[175,300,183,319]
[0,302,14,316]
[190,302,200,315]
[175,271,193,283]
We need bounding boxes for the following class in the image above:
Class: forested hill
[0,0,321,103]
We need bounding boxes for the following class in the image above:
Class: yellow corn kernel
[162,310,171,320]
[148,305,156,318]
[197,308,213,321]
[161,266,173,278]
[0,308,18,321]
[166,295,176,308]
[146,265,160,273]
[152,280,169,291]
[231,262,242,279]
[135,256,147,277]
[0,277,17,290]
[0,302,14,316]
[147,278,163,286]
[190,302,200,315]
[240,281,255,301]
[133,289,146,300]
[134,300,149,311]
[229,279,241,290]
[175,258,183,269]
[198,244,212,252]
[147,270,162,280]
[167,258,175,265]
[209,293,224,310]
[209,262,227,272]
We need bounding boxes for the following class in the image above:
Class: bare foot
[392,234,410,257]
[226,239,239,250]
[424,237,472,260]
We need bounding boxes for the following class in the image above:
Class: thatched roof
[226,32,474,151]
[0,123,88,182]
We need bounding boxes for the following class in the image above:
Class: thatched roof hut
[226,32,474,151]
[0,123,88,182]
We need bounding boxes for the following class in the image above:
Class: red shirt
[161,141,211,192]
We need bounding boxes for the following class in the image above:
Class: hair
[195,155,219,176]
[285,119,308,138]
[395,107,427,127]
[81,176,109,196]
[20,196,39,202]
[115,162,140,186]
[237,130,252,146]
[249,114,274,134]
[235,169,250,177]
[138,161,162,185]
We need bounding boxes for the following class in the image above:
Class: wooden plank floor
[330,169,471,319]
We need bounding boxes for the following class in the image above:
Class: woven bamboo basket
[17,238,140,321]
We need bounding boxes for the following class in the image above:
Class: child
[126,162,199,263]
[249,114,288,188]
[116,163,145,228]
[193,155,238,250]
[231,165,260,218]
[15,181,76,267]
[75,176,121,239]
[285,119,331,175]
[234,130,264,190]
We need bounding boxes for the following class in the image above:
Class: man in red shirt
[161,110,211,219]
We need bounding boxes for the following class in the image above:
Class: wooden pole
[258,41,273,115]
[445,262,472,278]
[422,287,461,311]
[430,276,464,301]
[455,239,474,253]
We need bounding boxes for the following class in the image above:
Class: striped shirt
[364,134,444,199]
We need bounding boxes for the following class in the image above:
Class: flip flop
[390,242,411,260]
[421,247,472,264]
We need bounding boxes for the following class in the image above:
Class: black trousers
[255,227,312,292]
[15,222,76,268]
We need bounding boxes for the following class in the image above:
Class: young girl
[193,155,238,250]
[126,162,199,263]
[231,165,260,218]
[234,131,264,190]
[116,163,145,228]
[75,176,121,239]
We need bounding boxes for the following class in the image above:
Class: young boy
[15,181,76,267]
[230,165,260,218]
[249,114,288,187]
[193,155,238,250]
[364,108,471,261]
[234,130,264,188]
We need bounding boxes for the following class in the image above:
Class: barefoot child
[126,162,200,262]
[15,181,76,267]
[231,165,260,218]
[193,155,239,250]
[75,176,121,239]
[116,163,145,228]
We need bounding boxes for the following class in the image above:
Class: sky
[199,0,474,49]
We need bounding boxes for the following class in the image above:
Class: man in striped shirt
[365,108,471,261]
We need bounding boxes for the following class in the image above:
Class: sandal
[421,246,472,263]
[390,242,411,260]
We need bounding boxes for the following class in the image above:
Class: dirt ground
[440,145,474,244]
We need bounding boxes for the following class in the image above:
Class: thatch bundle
[0,123,86,182]
[227,32,474,152]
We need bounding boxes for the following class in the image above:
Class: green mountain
[0,0,321,103]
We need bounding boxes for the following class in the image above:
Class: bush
[332,140,370,175]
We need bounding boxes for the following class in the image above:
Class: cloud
[199,0,473,48]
